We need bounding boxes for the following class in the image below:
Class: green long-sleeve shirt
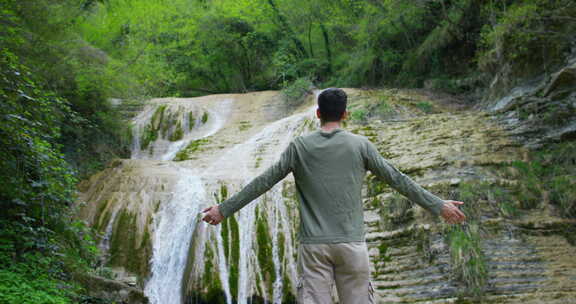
[219,128,446,244]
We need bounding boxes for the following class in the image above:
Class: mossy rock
[173,138,210,161]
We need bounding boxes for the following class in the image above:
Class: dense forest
[1,0,575,303]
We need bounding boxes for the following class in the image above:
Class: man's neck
[320,121,342,133]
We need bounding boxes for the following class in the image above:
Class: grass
[504,142,576,218]
[445,223,488,300]
[350,108,368,123]
[415,101,434,114]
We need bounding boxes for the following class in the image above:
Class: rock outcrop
[75,273,149,304]
[77,88,576,304]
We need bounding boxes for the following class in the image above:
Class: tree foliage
[1,0,575,302]
[76,0,576,93]
[1,0,127,301]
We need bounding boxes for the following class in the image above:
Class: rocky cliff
[77,83,575,303]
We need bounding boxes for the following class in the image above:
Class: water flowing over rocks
[78,88,576,303]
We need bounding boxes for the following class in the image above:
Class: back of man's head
[318,88,347,122]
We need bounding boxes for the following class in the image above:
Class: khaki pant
[297,242,375,304]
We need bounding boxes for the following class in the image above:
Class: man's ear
[316,109,322,119]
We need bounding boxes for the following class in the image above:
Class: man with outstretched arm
[202,88,466,304]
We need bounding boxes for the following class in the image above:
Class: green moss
[350,108,368,123]
[173,138,210,161]
[282,272,297,303]
[141,227,151,249]
[201,112,209,124]
[216,182,231,259]
[93,200,110,232]
[498,142,576,218]
[219,184,228,201]
[168,121,184,141]
[97,209,113,234]
[369,196,381,210]
[203,245,216,287]
[238,120,252,131]
[106,210,149,279]
[108,211,132,265]
[415,101,434,114]
[221,216,229,260]
[187,289,226,304]
[255,156,263,168]
[141,104,190,148]
[188,111,195,130]
[255,211,276,296]
[366,174,391,196]
[278,232,286,263]
[226,215,240,297]
[151,104,167,128]
[140,124,158,150]
[160,112,174,138]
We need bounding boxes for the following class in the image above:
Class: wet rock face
[484,54,576,149]
[364,215,576,303]
[79,92,309,304]
[348,89,576,303]
[78,88,576,304]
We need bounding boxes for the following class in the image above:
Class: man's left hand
[202,205,224,225]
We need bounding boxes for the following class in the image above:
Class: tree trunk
[267,0,308,58]
[320,23,332,74]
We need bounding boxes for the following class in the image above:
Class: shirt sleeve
[362,139,445,216]
[218,141,296,218]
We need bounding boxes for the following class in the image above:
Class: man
[202,88,466,304]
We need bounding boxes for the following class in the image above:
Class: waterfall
[144,171,205,304]
[215,225,233,304]
[270,187,285,304]
[131,98,233,161]
[79,92,317,304]
[196,106,315,304]
[78,89,576,304]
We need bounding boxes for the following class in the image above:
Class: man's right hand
[441,200,466,224]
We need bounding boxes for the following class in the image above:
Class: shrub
[445,223,488,299]
[282,77,313,107]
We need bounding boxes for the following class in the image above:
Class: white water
[99,94,318,304]
[144,171,205,304]
[270,187,285,304]
[131,98,233,161]
[97,207,120,264]
[215,225,233,304]
[198,107,315,303]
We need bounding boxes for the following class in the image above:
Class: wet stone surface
[79,89,576,304]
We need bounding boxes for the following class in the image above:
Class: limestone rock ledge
[75,273,149,304]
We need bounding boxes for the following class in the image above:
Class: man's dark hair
[318,88,347,122]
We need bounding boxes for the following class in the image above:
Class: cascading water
[131,98,233,161]
[77,92,318,304]
[144,172,206,304]
[78,89,576,304]
[179,105,317,304]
